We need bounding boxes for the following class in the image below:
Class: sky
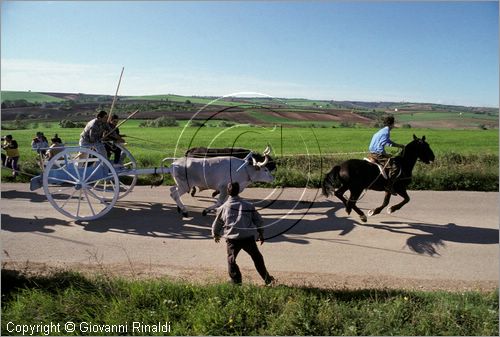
[1,1,498,107]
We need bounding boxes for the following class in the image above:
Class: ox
[170,149,275,217]
[184,147,276,197]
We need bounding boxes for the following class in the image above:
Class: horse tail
[322,165,341,197]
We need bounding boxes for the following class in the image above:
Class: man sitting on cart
[78,110,109,158]
[104,114,126,166]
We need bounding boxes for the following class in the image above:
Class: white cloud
[1,59,123,94]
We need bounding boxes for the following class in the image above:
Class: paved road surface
[1,183,498,291]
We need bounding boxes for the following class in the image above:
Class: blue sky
[1,1,498,107]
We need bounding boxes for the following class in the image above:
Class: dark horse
[322,135,435,222]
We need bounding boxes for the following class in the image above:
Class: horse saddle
[364,157,389,179]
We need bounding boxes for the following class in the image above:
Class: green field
[397,111,499,122]
[2,122,497,156]
[2,122,498,190]
[1,91,65,103]
[121,94,243,107]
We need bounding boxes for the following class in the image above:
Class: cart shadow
[75,202,214,240]
[364,221,499,256]
[74,198,362,243]
[1,189,47,203]
[1,214,70,233]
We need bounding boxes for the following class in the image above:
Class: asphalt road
[1,183,498,291]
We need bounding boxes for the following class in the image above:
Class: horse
[322,135,435,222]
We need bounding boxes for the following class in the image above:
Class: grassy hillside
[1,90,497,129]
[1,91,65,103]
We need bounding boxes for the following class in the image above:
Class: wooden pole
[108,67,124,122]
[103,109,139,139]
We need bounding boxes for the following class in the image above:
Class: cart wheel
[113,143,137,199]
[42,147,120,221]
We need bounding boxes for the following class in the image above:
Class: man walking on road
[212,182,275,286]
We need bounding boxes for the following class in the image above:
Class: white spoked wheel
[112,143,138,199]
[42,147,120,221]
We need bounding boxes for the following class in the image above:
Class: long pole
[108,67,124,123]
[103,109,139,139]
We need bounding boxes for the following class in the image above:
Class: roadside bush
[189,120,206,127]
[218,121,235,128]
[59,120,86,128]
[1,120,30,130]
[139,116,178,128]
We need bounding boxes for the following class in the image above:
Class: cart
[30,143,173,221]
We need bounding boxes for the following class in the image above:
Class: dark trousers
[5,156,19,176]
[226,237,271,284]
[105,144,122,164]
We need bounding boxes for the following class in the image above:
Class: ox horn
[263,145,272,156]
[254,154,270,168]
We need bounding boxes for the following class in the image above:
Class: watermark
[5,321,172,335]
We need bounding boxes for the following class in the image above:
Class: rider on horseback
[368,116,405,195]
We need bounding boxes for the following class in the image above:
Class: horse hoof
[182,211,189,218]
[202,210,208,216]
[360,215,367,223]
[387,208,393,214]
[367,210,374,217]
[176,206,181,214]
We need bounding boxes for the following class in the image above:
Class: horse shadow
[263,207,358,244]
[364,221,499,256]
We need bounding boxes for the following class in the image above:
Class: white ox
[169,151,274,217]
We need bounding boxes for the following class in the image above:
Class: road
[1,183,498,291]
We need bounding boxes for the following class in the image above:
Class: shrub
[59,120,86,128]
[189,120,206,127]
[218,121,235,128]
[139,116,179,128]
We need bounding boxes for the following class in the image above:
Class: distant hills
[1,90,498,129]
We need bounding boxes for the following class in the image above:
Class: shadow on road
[1,214,70,233]
[1,189,47,203]
[3,192,497,257]
[75,201,214,240]
[365,221,499,256]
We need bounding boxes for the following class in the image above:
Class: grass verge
[4,152,497,191]
[1,269,498,336]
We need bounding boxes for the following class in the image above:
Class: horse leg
[368,191,392,216]
[334,185,350,213]
[170,186,189,217]
[388,189,410,214]
[347,189,367,223]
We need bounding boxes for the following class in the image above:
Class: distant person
[79,110,108,157]
[45,134,64,160]
[212,182,275,286]
[31,131,49,156]
[104,114,126,165]
[368,115,405,194]
[2,135,20,178]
